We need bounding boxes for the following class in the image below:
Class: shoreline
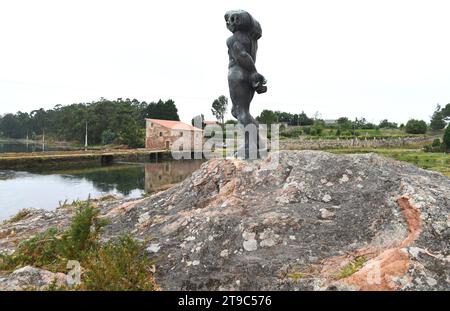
[0,138,77,147]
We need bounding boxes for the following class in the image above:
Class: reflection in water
[144,160,204,193]
[0,141,70,153]
[61,165,146,196]
[0,160,204,221]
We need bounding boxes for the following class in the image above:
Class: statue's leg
[232,100,267,158]
[228,71,260,158]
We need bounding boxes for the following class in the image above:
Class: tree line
[2,95,449,149]
[256,103,450,135]
[0,98,180,147]
[205,96,450,138]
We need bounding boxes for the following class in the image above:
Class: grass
[286,264,316,281]
[335,256,367,279]
[0,201,157,291]
[0,227,68,271]
[59,199,79,209]
[2,209,32,224]
[0,202,107,272]
[328,148,450,177]
[287,272,306,280]
[58,196,120,210]
[80,235,157,291]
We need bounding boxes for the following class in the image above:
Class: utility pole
[85,121,88,151]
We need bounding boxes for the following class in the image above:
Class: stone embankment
[279,136,434,150]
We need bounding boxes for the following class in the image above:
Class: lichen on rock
[1,151,449,291]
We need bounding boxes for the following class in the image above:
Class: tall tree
[0,98,179,148]
[337,117,352,131]
[211,95,228,124]
[0,114,21,138]
[430,104,446,131]
[442,103,450,121]
[298,111,314,126]
[257,110,277,125]
[144,99,180,121]
[30,108,48,136]
[379,119,398,129]
[443,125,450,152]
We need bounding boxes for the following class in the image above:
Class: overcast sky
[1,0,449,124]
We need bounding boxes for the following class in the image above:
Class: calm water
[0,160,204,221]
[0,141,71,153]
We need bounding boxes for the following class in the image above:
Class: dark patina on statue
[225,10,267,158]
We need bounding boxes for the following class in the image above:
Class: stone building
[145,118,203,151]
[204,120,218,126]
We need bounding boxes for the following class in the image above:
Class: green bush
[0,228,65,271]
[311,121,324,136]
[423,143,443,153]
[281,127,303,138]
[405,119,427,134]
[65,202,108,259]
[432,138,441,147]
[0,202,105,271]
[341,130,353,137]
[81,236,157,291]
[0,201,157,291]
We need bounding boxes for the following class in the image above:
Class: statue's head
[225,10,262,40]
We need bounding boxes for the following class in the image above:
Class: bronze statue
[225,10,267,158]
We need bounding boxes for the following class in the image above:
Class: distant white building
[324,119,337,126]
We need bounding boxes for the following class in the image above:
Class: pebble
[339,174,349,183]
[319,208,335,219]
[322,194,332,203]
[243,239,258,252]
[147,243,160,253]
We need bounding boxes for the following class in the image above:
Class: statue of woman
[225,10,267,158]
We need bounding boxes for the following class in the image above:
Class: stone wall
[279,136,434,150]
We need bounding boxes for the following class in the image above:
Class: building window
[180,132,183,137]
[159,132,163,137]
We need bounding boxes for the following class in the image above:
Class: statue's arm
[231,40,267,93]
[231,41,257,73]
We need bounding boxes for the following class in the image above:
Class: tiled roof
[146,118,203,131]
